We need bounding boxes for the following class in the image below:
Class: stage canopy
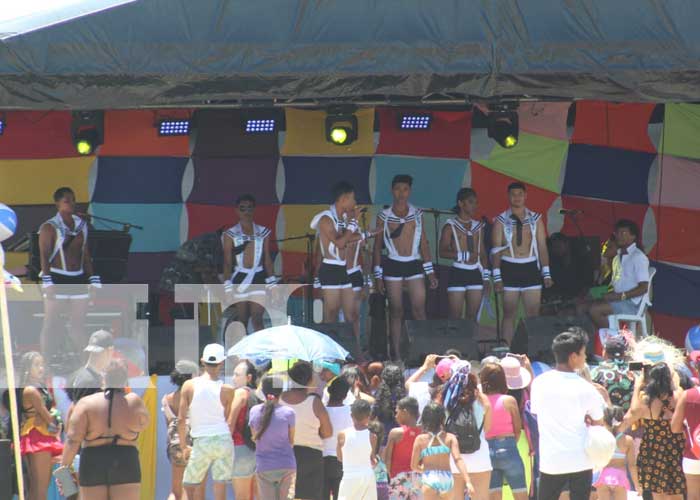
[1,0,700,109]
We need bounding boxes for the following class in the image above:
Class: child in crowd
[368,420,389,500]
[594,406,639,499]
[337,399,378,500]
[385,397,423,499]
[322,376,353,500]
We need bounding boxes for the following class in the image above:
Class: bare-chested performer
[38,187,100,358]
[439,188,490,320]
[373,175,438,360]
[222,194,277,333]
[491,182,553,344]
[311,181,375,358]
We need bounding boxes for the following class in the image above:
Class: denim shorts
[488,436,527,492]
[232,444,256,478]
[610,298,638,315]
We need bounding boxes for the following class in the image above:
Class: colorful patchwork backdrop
[1,104,699,344]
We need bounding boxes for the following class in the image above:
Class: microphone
[357,207,369,213]
[559,209,583,216]
[76,212,91,219]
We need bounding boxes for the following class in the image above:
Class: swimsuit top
[84,389,140,446]
[223,223,271,271]
[40,213,88,273]
[420,432,450,460]
[379,204,423,261]
[611,432,626,460]
[20,384,57,437]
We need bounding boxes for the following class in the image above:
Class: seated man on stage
[439,188,490,320]
[373,174,438,360]
[588,220,649,329]
[222,194,277,333]
[311,182,374,358]
[491,182,552,345]
[38,187,101,358]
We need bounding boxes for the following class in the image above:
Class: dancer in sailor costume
[491,182,553,344]
[372,175,438,360]
[310,182,375,358]
[222,194,278,333]
[439,188,491,320]
[38,187,101,357]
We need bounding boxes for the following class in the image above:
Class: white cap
[202,343,226,364]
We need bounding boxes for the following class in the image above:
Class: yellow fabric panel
[277,205,325,253]
[501,431,533,500]
[281,108,376,156]
[137,375,158,500]
[0,157,93,204]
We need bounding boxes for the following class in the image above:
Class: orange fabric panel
[571,101,656,153]
[100,109,192,157]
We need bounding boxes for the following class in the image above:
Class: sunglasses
[238,205,255,213]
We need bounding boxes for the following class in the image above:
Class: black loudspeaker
[27,230,132,283]
[368,293,388,360]
[511,315,595,363]
[0,439,13,499]
[405,319,480,366]
[313,322,356,358]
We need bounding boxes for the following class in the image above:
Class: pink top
[486,393,513,439]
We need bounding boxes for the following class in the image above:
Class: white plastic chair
[607,266,656,339]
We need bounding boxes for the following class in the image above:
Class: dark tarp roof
[1,0,700,109]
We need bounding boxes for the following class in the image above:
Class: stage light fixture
[244,118,277,134]
[487,109,519,149]
[325,112,358,146]
[72,111,104,156]
[157,119,191,136]
[74,129,98,155]
[398,113,432,130]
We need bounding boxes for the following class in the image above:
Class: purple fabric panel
[188,156,278,205]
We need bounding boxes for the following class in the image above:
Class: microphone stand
[423,208,452,316]
[80,212,143,232]
[276,233,315,325]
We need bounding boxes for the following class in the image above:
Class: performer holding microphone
[373,175,438,360]
[439,188,490,320]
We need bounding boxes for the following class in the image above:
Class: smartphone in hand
[53,465,79,498]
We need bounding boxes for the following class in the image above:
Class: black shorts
[501,259,542,291]
[319,262,351,289]
[384,258,424,281]
[447,265,483,291]
[79,445,141,486]
[348,268,364,291]
[230,269,267,297]
[293,446,324,500]
[50,272,89,299]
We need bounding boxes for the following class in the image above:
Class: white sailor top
[378,204,423,262]
[310,205,348,266]
[444,217,485,270]
[495,208,542,266]
[223,223,271,275]
[40,213,88,275]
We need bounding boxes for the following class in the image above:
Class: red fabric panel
[559,195,647,244]
[280,251,309,282]
[186,203,279,249]
[0,111,78,159]
[650,205,700,266]
[650,311,699,348]
[376,108,471,158]
[100,109,192,157]
[471,162,558,223]
[571,101,656,153]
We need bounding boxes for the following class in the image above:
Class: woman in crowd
[228,359,259,500]
[18,352,63,500]
[671,379,700,500]
[441,362,492,500]
[323,376,353,500]
[249,374,297,500]
[410,402,473,499]
[162,360,200,500]
[60,360,150,500]
[341,364,376,405]
[479,362,528,500]
[594,406,639,499]
[625,362,686,499]
[373,363,406,441]
[280,360,332,500]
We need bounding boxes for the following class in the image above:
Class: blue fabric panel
[373,155,468,209]
[90,203,182,252]
[281,156,371,204]
[650,260,700,318]
[92,156,188,203]
[561,144,655,204]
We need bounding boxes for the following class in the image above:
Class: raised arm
[319,216,363,251]
[405,354,437,392]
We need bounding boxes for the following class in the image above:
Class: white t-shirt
[530,370,605,474]
[612,243,650,305]
[322,405,353,457]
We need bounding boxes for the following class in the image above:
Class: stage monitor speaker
[405,319,479,366]
[27,230,132,283]
[0,439,13,499]
[313,322,356,359]
[511,315,594,363]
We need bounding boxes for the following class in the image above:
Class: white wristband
[346,219,359,233]
[265,276,279,288]
[541,266,551,278]
[493,268,502,282]
[373,266,383,280]
[224,279,233,292]
[482,268,491,281]
[313,277,322,289]
[89,275,102,289]
[422,262,435,275]
[41,275,54,289]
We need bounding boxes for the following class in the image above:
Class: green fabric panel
[479,132,568,193]
[660,104,700,160]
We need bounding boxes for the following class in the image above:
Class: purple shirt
[249,403,296,472]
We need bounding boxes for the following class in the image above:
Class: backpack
[445,404,483,454]
[241,388,261,450]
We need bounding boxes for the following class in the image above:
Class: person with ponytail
[249,374,296,500]
[594,405,639,498]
